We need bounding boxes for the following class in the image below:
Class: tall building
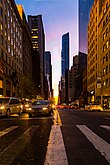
[17,5,33,98]
[28,15,45,98]
[68,52,87,102]
[0,0,23,97]
[44,51,52,99]
[75,51,87,100]
[61,32,69,103]
[61,32,69,77]
[68,55,79,102]
[87,0,110,108]
[79,0,94,53]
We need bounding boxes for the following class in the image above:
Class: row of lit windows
[0,21,22,44]
[103,2,109,15]
[103,52,109,64]
[103,14,109,28]
[103,27,109,40]
[103,40,109,52]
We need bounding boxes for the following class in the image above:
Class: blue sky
[15,0,78,96]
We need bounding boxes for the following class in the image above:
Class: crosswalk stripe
[105,117,110,121]
[100,125,110,131]
[44,125,68,165]
[76,125,110,164]
[0,126,19,138]
[0,125,39,165]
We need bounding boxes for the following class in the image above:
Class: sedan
[85,103,103,111]
[26,100,52,117]
[0,97,23,117]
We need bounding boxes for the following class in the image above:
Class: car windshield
[0,98,10,104]
[33,100,49,105]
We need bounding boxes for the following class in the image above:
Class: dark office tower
[79,0,94,53]
[44,51,52,99]
[28,15,45,98]
[61,32,69,103]
[61,32,69,77]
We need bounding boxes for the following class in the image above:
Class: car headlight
[42,107,48,110]
[25,104,29,107]
[26,107,32,110]
[0,106,5,109]
[20,105,23,109]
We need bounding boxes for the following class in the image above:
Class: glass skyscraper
[61,32,69,103]
[61,32,69,77]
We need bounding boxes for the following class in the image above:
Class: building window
[103,20,105,27]
[106,2,109,10]
[8,45,10,53]
[1,35,3,45]
[103,44,106,52]
[5,15,7,25]
[103,33,106,40]
[106,28,108,37]
[103,68,106,75]
[0,7,3,17]
[106,15,108,22]
[106,78,109,87]
[8,34,10,41]
[106,40,109,49]
[0,21,3,30]
[106,65,108,74]
[106,53,108,61]
[103,80,106,87]
[103,56,106,64]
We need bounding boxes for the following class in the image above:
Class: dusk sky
[15,0,78,97]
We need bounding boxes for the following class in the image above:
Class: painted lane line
[105,117,110,121]
[53,110,62,126]
[0,125,39,165]
[100,125,110,131]
[0,126,19,138]
[76,125,110,163]
[44,125,68,165]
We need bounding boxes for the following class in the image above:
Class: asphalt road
[58,108,110,165]
[0,109,110,165]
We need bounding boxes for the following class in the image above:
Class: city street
[0,109,110,165]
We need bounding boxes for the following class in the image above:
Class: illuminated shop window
[0,80,3,88]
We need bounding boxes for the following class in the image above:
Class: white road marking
[100,125,110,131]
[44,125,68,165]
[0,125,39,165]
[0,126,19,138]
[105,117,110,121]
[76,125,110,163]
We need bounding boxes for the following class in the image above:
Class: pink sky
[15,0,79,96]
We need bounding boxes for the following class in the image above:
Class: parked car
[26,100,53,117]
[0,97,23,117]
[85,103,103,111]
